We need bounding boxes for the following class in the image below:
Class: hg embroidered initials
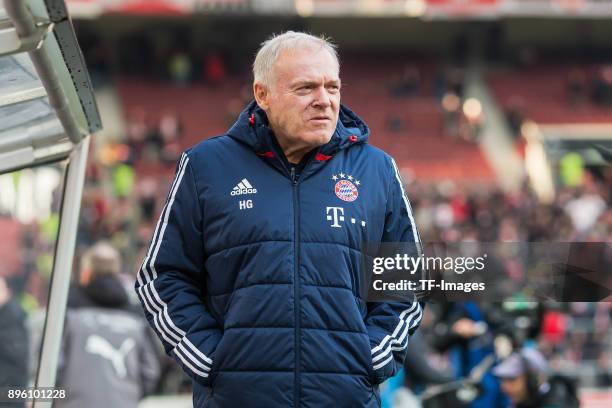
[239,200,253,210]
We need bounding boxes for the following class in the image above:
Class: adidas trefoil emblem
[231,178,258,196]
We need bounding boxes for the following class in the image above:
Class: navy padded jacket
[135,101,423,407]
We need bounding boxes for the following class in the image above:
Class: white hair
[253,31,339,87]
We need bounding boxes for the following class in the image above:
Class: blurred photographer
[493,349,579,408]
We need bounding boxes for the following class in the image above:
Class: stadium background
[0,0,611,406]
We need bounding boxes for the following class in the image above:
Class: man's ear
[253,82,269,110]
[79,267,91,286]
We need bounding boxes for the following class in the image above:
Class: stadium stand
[488,63,612,125]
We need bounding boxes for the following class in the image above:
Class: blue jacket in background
[135,101,423,407]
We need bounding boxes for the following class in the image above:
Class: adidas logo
[231,178,257,196]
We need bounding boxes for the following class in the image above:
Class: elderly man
[135,31,423,407]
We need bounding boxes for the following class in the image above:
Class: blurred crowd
[407,173,610,244]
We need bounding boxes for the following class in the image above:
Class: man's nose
[312,86,332,109]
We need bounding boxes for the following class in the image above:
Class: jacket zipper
[291,165,301,408]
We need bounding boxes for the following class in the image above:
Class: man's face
[255,44,341,152]
[500,375,528,404]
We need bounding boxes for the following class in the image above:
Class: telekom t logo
[326,206,367,228]
[326,206,345,228]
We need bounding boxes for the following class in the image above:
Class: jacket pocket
[356,330,377,387]
[368,348,383,388]
[352,296,376,386]
[209,334,227,388]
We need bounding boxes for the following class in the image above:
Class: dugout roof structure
[0,0,100,403]
[0,0,100,173]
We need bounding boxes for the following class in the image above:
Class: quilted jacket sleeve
[365,156,425,385]
[134,152,221,386]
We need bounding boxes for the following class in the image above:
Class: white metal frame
[33,137,90,408]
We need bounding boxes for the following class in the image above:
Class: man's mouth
[310,116,331,122]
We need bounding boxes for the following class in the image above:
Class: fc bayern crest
[331,172,361,202]
[335,179,359,202]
